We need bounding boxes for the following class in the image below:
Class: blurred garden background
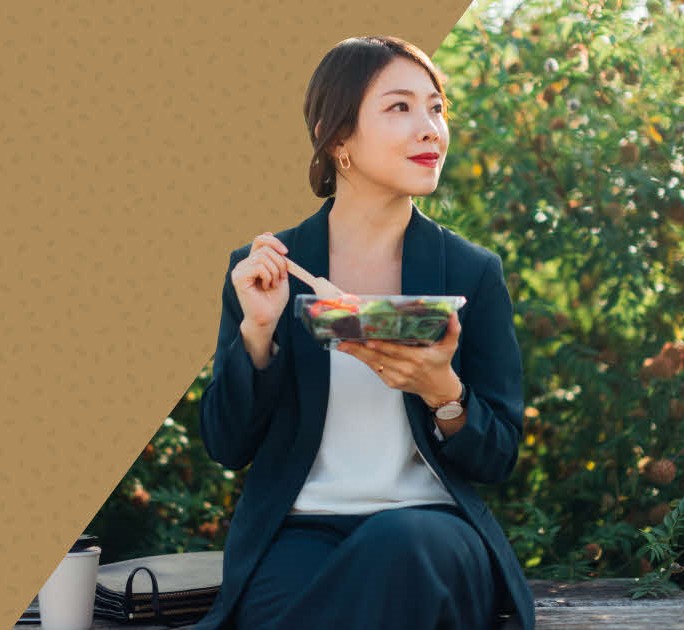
[86,0,684,596]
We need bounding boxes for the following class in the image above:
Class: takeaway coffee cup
[38,534,101,630]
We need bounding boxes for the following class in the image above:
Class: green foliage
[630,497,684,598]
[424,0,684,586]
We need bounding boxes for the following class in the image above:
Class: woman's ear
[330,135,346,157]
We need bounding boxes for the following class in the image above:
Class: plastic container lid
[69,534,100,553]
[294,293,467,350]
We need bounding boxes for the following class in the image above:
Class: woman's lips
[409,156,439,168]
[409,153,439,168]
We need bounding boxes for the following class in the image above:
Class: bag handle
[124,566,161,620]
[123,565,211,627]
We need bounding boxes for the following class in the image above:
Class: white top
[290,349,458,515]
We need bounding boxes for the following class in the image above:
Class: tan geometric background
[0,1,473,626]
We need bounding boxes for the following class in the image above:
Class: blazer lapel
[287,198,446,480]
[288,198,334,477]
[400,203,447,449]
[401,202,445,297]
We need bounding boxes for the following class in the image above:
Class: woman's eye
[389,102,444,114]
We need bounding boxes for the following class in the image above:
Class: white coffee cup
[38,544,101,630]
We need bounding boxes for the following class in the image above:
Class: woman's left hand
[337,312,463,408]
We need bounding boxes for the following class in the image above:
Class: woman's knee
[350,507,491,576]
[352,508,430,547]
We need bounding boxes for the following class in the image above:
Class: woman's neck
[328,189,412,260]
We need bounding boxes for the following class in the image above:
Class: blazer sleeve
[199,249,288,471]
[436,252,524,484]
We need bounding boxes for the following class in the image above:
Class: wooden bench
[529,578,684,628]
[15,578,684,629]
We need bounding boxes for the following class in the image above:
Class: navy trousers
[232,503,503,630]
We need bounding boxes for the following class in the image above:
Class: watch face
[436,401,464,420]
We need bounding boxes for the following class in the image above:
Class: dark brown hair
[304,35,449,198]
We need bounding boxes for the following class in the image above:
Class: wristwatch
[430,382,468,421]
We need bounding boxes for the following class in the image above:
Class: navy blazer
[196,197,535,630]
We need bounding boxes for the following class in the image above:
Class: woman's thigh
[337,504,500,626]
[233,514,365,629]
[270,505,500,630]
[346,504,495,583]
[234,505,500,629]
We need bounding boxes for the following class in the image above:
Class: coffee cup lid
[69,534,100,553]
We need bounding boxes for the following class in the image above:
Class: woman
[196,36,535,630]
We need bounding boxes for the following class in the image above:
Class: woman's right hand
[231,232,290,337]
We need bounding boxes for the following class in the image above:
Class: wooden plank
[15,609,684,630]
[530,578,684,606]
[530,579,684,629]
[15,579,684,629]
[535,605,684,629]
[20,612,684,630]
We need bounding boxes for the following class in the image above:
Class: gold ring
[377,364,384,373]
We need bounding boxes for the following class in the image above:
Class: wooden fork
[284,257,345,299]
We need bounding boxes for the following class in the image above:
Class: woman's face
[336,56,449,197]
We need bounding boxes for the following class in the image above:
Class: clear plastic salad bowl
[294,294,467,350]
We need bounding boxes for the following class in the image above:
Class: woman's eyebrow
[380,88,442,99]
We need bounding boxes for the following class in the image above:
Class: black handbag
[94,551,223,626]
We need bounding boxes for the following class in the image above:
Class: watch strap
[428,380,468,412]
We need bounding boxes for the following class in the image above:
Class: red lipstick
[408,152,439,167]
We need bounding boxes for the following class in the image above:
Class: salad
[295,294,467,349]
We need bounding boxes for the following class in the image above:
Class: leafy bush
[630,496,684,598]
[429,0,684,583]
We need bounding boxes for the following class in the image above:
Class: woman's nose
[418,116,440,142]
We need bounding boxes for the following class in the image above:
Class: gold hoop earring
[338,152,351,170]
